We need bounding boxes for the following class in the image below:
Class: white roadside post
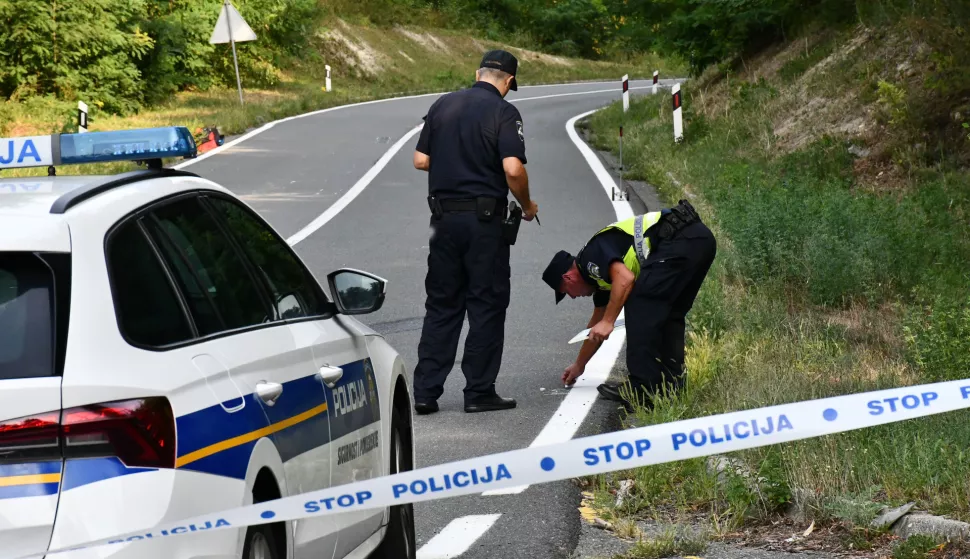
[325,65,332,92]
[653,70,659,95]
[77,101,88,134]
[673,83,684,143]
[209,0,257,106]
[622,74,629,113]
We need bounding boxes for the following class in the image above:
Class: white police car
[0,127,415,559]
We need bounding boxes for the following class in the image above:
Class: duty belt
[432,197,508,219]
[634,199,701,265]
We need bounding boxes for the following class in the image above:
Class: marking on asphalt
[173,81,662,170]
[281,87,654,245]
[481,108,633,497]
[416,514,502,559]
[286,125,424,245]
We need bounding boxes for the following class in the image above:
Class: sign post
[672,84,684,143]
[77,101,88,134]
[622,74,629,113]
[209,0,257,106]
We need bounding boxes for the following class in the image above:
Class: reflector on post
[622,74,630,113]
[673,84,684,143]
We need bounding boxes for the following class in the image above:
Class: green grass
[581,25,970,537]
[613,529,709,559]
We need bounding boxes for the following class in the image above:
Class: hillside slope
[582,19,970,556]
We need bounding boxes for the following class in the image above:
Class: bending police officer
[542,201,715,411]
[412,50,538,415]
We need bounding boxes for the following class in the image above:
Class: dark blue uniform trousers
[624,221,716,398]
[413,213,511,403]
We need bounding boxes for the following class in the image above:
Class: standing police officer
[541,201,716,411]
[411,50,538,415]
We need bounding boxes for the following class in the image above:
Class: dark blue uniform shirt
[578,209,673,307]
[577,230,633,308]
[415,82,527,200]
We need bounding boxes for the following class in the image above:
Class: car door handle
[318,365,344,388]
[255,382,283,406]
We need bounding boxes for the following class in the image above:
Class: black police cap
[542,250,575,304]
[480,50,518,91]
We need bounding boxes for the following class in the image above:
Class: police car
[0,127,416,559]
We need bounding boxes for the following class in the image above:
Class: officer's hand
[589,320,614,343]
[522,201,539,222]
[563,362,585,387]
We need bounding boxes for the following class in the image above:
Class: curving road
[182,79,666,558]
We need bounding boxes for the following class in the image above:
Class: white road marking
[281,87,651,245]
[481,109,632,496]
[286,124,424,245]
[416,514,502,559]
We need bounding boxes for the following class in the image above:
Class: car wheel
[242,524,279,559]
[371,408,416,559]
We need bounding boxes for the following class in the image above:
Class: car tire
[371,407,416,559]
[242,524,280,559]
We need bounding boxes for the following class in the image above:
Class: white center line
[481,108,634,496]
[416,514,502,559]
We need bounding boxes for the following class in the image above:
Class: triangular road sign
[210,1,257,44]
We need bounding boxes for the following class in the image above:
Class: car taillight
[62,398,176,469]
[0,412,61,462]
[0,398,175,468]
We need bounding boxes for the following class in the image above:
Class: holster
[502,202,523,245]
[655,199,701,240]
[427,195,443,220]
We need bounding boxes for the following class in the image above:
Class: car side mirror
[326,268,387,315]
[276,292,307,320]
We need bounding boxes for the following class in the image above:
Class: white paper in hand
[568,317,626,344]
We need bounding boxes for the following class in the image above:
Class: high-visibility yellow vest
[579,212,663,291]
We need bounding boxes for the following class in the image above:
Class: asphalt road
[187,79,661,558]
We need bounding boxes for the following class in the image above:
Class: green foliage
[823,487,884,527]
[892,534,941,559]
[614,529,708,559]
[876,80,907,126]
[0,0,320,114]
[904,294,970,384]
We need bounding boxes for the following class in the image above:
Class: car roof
[0,176,110,216]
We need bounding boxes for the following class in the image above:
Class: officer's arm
[414,151,430,171]
[504,157,529,200]
[574,306,607,367]
[601,262,635,326]
[414,111,432,171]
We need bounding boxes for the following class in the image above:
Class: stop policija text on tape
[24,379,970,559]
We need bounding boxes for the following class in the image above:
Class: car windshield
[0,253,55,380]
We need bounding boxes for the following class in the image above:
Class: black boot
[414,400,439,415]
[464,394,516,413]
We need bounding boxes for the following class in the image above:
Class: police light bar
[0,126,197,171]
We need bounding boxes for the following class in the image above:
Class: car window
[147,197,271,335]
[107,222,194,347]
[0,253,54,379]
[207,197,326,320]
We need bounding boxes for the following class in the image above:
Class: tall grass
[582,39,970,529]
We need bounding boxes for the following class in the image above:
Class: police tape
[32,377,970,558]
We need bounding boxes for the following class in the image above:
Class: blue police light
[0,126,197,171]
[59,127,197,165]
